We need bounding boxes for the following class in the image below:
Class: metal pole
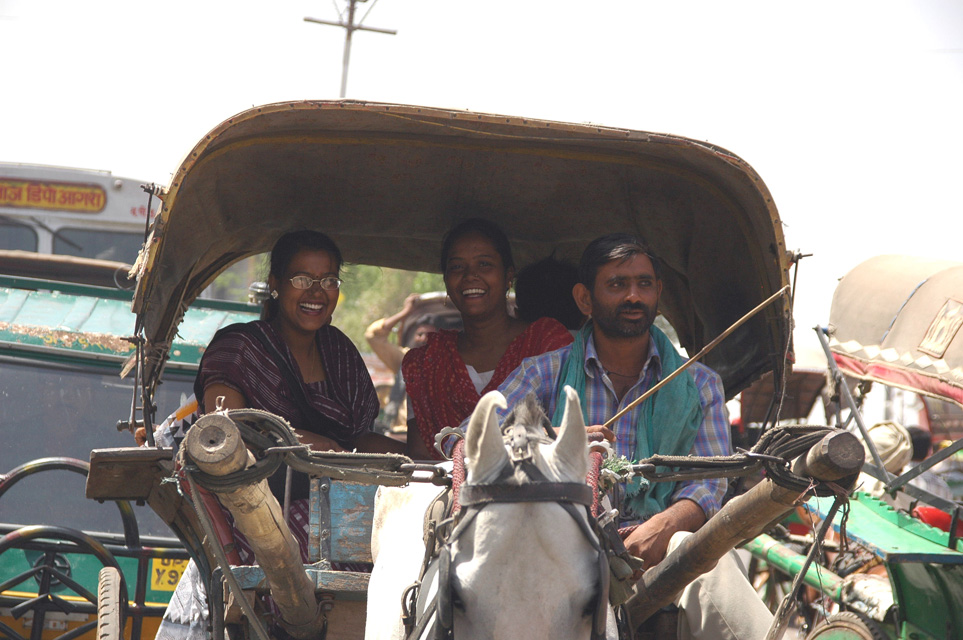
[304,1,397,98]
[340,0,356,98]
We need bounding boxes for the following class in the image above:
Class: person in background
[513,254,587,331]
[365,293,438,374]
[856,421,913,499]
[402,218,573,459]
[365,294,441,431]
[906,426,954,500]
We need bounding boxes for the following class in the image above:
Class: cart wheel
[98,567,125,640]
[806,611,888,640]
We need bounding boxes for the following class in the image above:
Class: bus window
[0,220,38,251]
[0,357,196,537]
[53,228,144,263]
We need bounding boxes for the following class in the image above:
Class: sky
[2,0,962,360]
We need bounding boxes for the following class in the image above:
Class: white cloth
[670,531,774,640]
[154,560,209,640]
[464,365,495,394]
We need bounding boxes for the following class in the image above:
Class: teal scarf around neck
[551,321,703,520]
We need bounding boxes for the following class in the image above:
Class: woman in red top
[402,218,573,459]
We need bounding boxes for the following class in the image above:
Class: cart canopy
[133,100,791,398]
[829,255,963,408]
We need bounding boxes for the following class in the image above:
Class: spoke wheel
[97,567,125,640]
[806,611,888,640]
[0,526,128,640]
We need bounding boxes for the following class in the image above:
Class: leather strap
[458,482,594,508]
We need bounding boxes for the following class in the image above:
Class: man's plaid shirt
[492,330,730,523]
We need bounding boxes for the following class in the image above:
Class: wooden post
[630,430,863,623]
[184,413,324,638]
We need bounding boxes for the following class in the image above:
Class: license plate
[150,558,189,591]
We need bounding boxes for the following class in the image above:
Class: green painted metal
[806,492,963,560]
[743,533,843,597]
[0,275,259,369]
[803,492,963,640]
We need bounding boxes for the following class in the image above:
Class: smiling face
[574,253,662,339]
[443,231,514,321]
[268,248,340,337]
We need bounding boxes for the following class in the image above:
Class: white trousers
[668,531,774,640]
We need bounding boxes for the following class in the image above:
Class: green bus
[0,252,260,640]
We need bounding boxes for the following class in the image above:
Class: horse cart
[745,255,963,639]
[78,100,864,640]
[0,251,259,640]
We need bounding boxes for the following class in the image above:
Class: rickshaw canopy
[132,100,791,399]
[829,254,963,408]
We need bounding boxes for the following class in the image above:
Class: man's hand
[624,499,706,577]
[585,424,615,442]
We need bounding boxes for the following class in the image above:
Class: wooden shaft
[184,414,323,638]
[630,430,863,624]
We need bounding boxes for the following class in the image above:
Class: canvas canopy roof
[133,100,792,398]
[829,255,963,408]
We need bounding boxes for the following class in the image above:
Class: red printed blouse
[402,317,573,458]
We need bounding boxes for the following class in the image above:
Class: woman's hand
[295,429,346,452]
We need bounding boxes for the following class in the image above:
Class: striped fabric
[194,320,379,448]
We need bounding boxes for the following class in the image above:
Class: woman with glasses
[153,230,399,639]
[195,230,404,499]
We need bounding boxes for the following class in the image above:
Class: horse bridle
[429,425,611,640]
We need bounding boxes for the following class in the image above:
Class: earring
[270,290,279,299]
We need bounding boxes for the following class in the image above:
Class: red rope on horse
[587,450,604,518]
[451,438,466,515]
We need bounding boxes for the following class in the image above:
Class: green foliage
[336,265,445,346]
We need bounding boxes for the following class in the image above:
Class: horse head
[443,386,609,640]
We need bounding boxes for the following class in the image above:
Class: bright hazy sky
[2,0,961,358]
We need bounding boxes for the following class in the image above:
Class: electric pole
[304,0,397,98]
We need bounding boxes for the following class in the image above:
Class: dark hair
[270,230,343,279]
[577,233,662,289]
[439,218,514,274]
[264,230,343,320]
[907,426,932,462]
[514,255,585,330]
[400,313,460,348]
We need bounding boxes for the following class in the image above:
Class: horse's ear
[549,385,588,481]
[465,390,509,483]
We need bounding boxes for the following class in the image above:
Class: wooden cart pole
[184,413,325,639]
[630,430,863,624]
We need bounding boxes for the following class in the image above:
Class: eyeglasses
[289,275,342,291]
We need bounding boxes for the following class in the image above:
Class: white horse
[365,387,616,640]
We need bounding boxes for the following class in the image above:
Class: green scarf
[551,322,703,520]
